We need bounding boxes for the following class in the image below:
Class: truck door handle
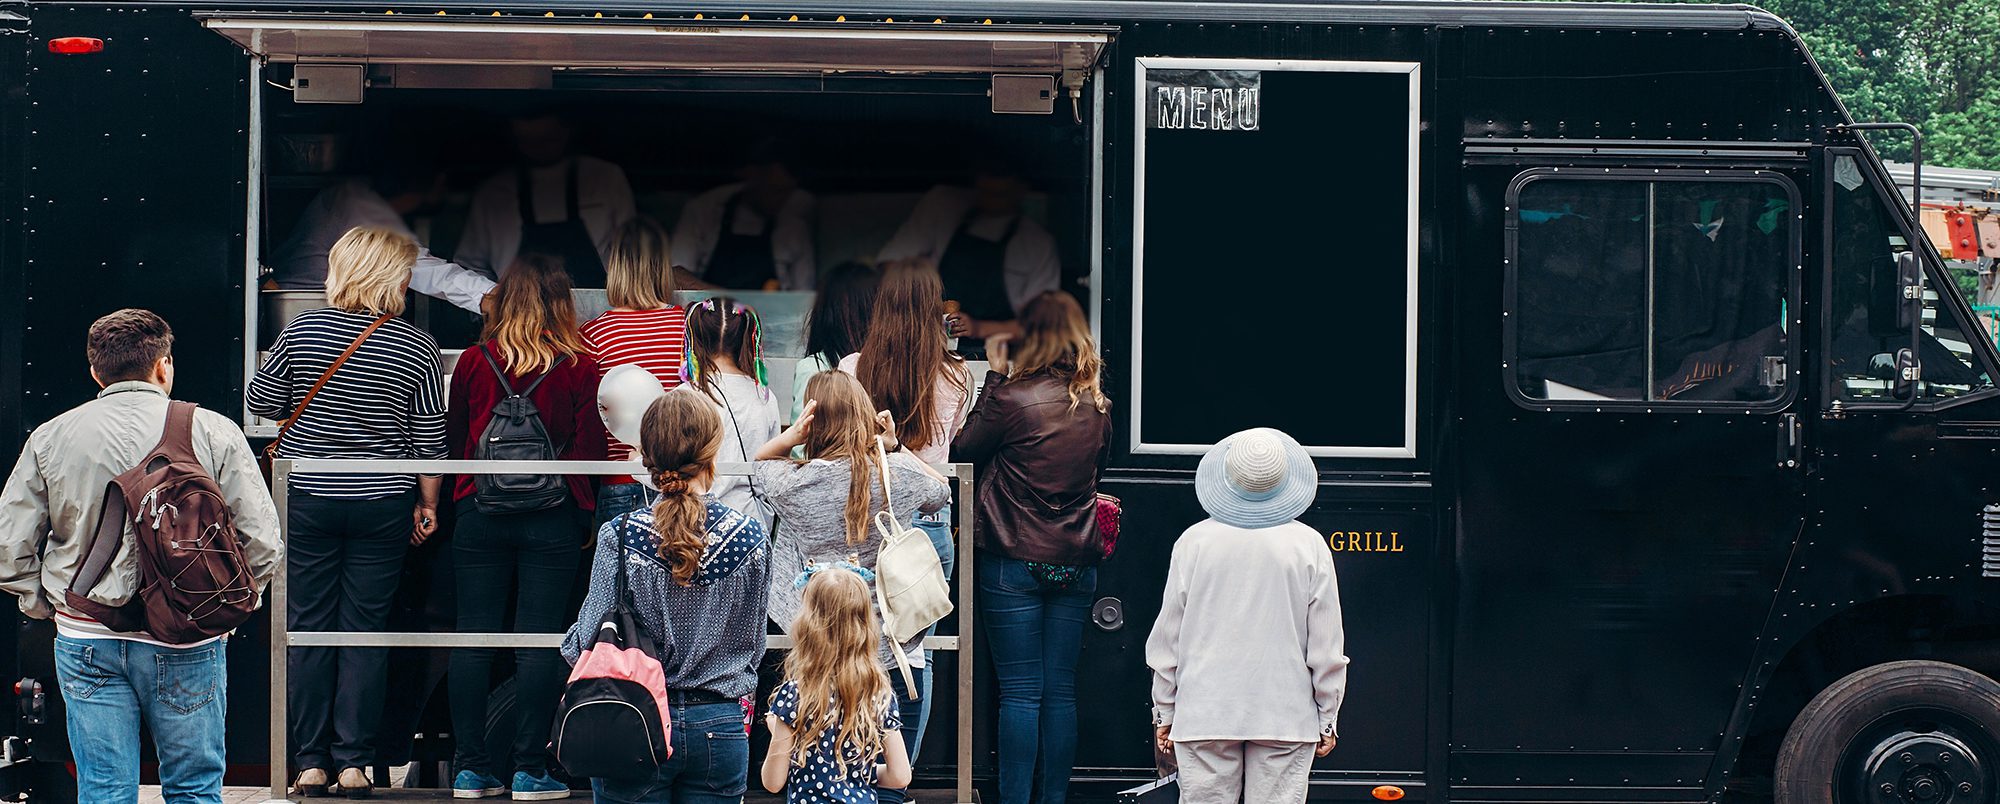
[1777,412,1802,469]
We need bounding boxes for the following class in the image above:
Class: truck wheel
[1774,660,2000,804]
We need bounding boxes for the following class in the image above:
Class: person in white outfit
[269,174,495,314]
[1145,428,1349,804]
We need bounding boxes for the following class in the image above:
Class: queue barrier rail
[266,458,977,804]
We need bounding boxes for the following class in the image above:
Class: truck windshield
[1826,153,1993,402]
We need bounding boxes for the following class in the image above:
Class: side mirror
[1892,347,1921,400]
[1896,251,1924,330]
[1894,251,1924,404]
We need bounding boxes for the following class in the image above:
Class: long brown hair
[798,371,881,544]
[780,566,892,773]
[683,296,769,402]
[642,387,722,585]
[1011,292,1108,413]
[481,253,588,374]
[855,259,968,452]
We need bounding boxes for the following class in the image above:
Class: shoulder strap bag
[871,437,954,698]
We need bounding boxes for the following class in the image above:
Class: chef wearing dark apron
[937,211,1022,356]
[515,161,607,288]
[700,191,780,290]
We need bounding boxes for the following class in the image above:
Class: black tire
[1774,660,2000,804]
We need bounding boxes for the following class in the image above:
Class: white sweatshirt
[1145,518,1349,743]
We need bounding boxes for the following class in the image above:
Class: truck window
[1826,153,1994,401]
[1508,173,1797,407]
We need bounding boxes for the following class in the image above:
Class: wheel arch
[1722,593,2000,799]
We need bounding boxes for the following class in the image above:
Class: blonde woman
[948,291,1112,804]
[445,253,606,801]
[248,225,448,798]
[581,217,688,527]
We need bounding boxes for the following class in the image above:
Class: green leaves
[1598,0,2000,168]
[1777,0,2000,168]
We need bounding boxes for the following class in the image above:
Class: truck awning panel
[198,14,1111,77]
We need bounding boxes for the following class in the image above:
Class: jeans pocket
[53,639,108,701]
[155,646,219,715]
[989,559,1041,595]
[702,727,750,796]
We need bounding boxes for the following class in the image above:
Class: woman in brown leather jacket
[950,291,1112,804]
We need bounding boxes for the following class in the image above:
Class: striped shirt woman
[581,216,688,526]
[246,226,445,798]
[249,307,448,498]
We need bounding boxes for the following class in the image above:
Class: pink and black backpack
[551,533,672,782]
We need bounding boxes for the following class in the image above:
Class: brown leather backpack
[66,401,257,643]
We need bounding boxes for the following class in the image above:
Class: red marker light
[48,37,105,55]
[1372,786,1406,801]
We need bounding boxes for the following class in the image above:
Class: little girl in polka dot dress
[761,564,913,803]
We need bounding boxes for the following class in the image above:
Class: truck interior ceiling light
[47,36,104,54]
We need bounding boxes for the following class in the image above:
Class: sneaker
[510,771,572,801]
[452,770,506,799]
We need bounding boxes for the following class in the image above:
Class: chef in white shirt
[268,168,495,314]
[671,139,817,291]
[454,111,635,287]
[878,159,1060,348]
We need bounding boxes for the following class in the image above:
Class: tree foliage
[1760,0,2000,169]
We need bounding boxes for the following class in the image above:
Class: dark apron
[937,212,1021,356]
[702,191,780,290]
[516,161,607,288]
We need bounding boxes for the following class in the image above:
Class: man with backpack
[0,309,282,803]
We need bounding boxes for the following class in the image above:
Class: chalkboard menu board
[1132,59,1420,458]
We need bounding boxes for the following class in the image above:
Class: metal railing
[266,458,977,804]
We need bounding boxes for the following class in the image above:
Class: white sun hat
[1193,428,1317,529]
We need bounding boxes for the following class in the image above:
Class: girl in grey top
[754,371,949,667]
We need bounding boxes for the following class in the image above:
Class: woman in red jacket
[444,253,607,801]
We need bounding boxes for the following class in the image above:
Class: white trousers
[1173,740,1315,804]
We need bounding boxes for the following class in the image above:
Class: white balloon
[597,364,667,451]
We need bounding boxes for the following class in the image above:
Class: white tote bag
[872,438,954,696]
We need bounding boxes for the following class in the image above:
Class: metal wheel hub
[1861,730,1986,803]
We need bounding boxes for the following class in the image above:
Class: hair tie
[792,560,875,590]
[653,468,691,495]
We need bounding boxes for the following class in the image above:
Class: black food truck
[5,1,2000,802]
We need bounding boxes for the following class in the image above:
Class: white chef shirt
[671,183,818,290]
[877,185,1061,316]
[268,180,495,314]
[452,155,636,278]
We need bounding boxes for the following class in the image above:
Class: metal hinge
[1761,356,1788,388]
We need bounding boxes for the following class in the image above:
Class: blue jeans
[54,635,228,804]
[978,554,1096,804]
[594,482,652,535]
[910,506,955,753]
[591,701,750,804]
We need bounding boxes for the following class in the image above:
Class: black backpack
[473,347,569,514]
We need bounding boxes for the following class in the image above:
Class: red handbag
[1094,492,1123,560]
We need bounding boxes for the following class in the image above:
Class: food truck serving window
[1505,170,1801,410]
[1130,58,1420,458]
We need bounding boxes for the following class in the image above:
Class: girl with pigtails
[560,386,773,803]
[683,296,784,530]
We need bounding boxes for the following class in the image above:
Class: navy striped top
[248,307,448,499]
